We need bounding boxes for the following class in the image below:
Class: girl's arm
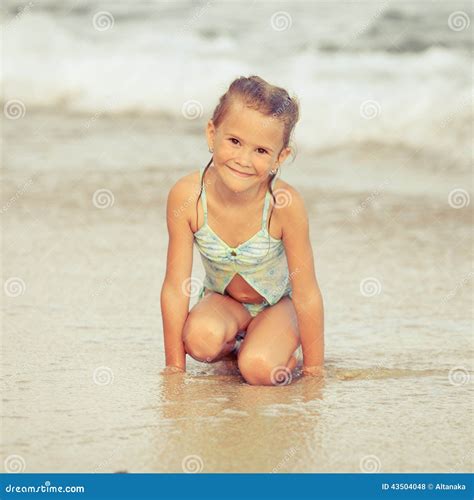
[281,186,325,373]
[160,178,195,372]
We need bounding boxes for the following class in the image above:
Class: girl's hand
[302,365,325,377]
[161,365,186,375]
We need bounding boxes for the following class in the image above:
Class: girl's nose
[236,149,252,167]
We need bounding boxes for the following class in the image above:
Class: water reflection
[155,366,325,472]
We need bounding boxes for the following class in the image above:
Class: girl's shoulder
[167,169,201,199]
[271,176,305,207]
[173,169,201,186]
[270,177,309,227]
[166,169,202,227]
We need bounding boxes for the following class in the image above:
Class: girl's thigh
[184,289,253,344]
[237,296,300,370]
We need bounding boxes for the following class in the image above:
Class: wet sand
[1,112,472,473]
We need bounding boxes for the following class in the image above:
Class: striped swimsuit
[194,166,292,318]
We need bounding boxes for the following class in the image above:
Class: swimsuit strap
[261,173,278,231]
[199,166,208,223]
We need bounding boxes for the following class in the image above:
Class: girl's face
[206,100,291,193]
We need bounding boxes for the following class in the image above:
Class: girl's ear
[277,146,292,165]
[206,119,215,149]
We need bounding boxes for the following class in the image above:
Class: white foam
[1,11,471,156]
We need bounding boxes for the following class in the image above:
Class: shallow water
[1,110,472,473]
[2,327,472,473]
[1,0,473,473]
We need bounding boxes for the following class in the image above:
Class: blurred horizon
[2,0,472,160]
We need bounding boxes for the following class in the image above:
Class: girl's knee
[237,355,268,385]
[238,353,293,386]
[183,315,228,362]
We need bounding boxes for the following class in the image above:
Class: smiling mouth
[227,165,254,178]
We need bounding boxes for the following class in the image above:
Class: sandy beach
[1,0,473,475]
[1,109,472,473]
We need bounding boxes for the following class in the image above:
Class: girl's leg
[237,297,300,386]
[183,289,252,363]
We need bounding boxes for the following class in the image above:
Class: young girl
[161,76,324,386]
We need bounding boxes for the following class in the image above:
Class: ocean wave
[1,9,471,155]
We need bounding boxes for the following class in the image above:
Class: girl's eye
[228,138,267,155]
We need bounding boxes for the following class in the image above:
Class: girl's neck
[208,164,267,208]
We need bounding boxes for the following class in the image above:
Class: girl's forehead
[220,101,284,146]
